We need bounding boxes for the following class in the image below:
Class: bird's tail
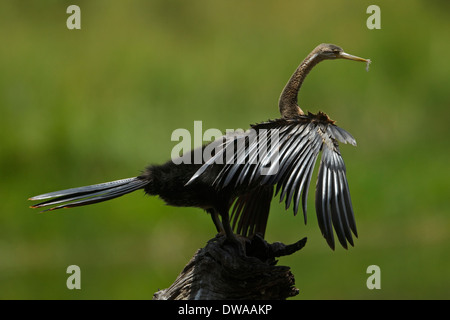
[29,177,148,212]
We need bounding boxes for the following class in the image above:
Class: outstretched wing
[315,126,358,249]
[187,116,358,249]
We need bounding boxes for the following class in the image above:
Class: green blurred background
[1,0,449,299]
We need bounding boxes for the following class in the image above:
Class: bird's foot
[211,233,307,261]
[245,234,307,263]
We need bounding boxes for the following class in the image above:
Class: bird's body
[29,44,370,250]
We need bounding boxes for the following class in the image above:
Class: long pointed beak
[339,52,371,71]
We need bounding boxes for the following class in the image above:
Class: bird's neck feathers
[278,52,325,119]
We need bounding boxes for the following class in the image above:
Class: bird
[29,43,370,250]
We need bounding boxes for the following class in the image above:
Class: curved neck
[278,52,325,118]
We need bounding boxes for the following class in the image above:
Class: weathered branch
[153,234,307,300]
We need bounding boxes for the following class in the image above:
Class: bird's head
[279,43,371,117]
[315,43,371,68]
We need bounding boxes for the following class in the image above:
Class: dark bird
[29,43,370,250]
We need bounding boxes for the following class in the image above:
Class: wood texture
[153,234,307,300]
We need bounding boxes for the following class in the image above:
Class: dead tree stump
[153,234,307,300]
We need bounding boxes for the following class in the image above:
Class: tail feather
[29,177,147,212]
[29,177,139,201]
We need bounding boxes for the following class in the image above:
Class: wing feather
[188,117,357,249]
[315,138,357,249]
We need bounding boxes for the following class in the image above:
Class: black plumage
[29,43,370,250]
[187,112,357,249]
